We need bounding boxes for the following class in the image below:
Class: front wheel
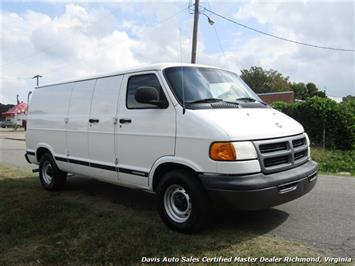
[156,169,210,233]
[39,153,67,191]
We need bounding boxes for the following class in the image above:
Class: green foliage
[273,97,355,149]
[291,82,308,100]
[240,66,326,99]
[0,103,14,120]
[240,66,291,93]
[311,147,355,175]
[342,95,355,102]
[306,83,326,98]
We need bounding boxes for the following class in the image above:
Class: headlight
[209,141,257,161]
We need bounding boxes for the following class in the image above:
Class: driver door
[116,72,176,188]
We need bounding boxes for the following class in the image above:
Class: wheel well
[36,147,51,162]
[152,163,198,192]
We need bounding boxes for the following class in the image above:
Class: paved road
[1,138,354,258]
[0,138,35,171]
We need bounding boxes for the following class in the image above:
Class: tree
[240,66,291,93]
[269,70,291,92]
[304,82,326,98]
[240,66,271,93]
[291,82,308,100]
[241,66,327,99]
[342,95,355,102]
[0,103,15,120]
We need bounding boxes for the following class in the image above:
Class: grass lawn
[311,147,355,176]
[0,164,328,265]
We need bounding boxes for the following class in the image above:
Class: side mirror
[135,86,168,108]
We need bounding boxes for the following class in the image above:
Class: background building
[2,102,28,126]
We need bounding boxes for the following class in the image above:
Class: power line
[155,7,189,25]
[206,1,226,60]
[203,7,355,52]
[2,7,188,68]
[6,6,190,80]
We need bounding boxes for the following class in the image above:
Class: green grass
[311,147,355,176]
[0,164,328,265]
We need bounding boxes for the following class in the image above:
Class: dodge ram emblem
[275,122,283,128]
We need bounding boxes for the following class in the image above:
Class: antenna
[178,26,186,114]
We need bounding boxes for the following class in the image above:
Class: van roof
[37,63,223,88]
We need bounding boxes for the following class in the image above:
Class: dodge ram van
[25,63,318,232]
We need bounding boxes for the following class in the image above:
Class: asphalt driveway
[1,138,354,258]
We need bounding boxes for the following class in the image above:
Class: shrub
[272,97,354,150]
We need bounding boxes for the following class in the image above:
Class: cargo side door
[87,75,123,183]
[66,80,96,176]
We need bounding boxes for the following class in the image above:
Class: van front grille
[264,155,289,167]
[254,134,309,174]
[294,150,307,161]
[292,137,306,148]
[259,142,288,153]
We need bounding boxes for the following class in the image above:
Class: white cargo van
[26,63,318,232]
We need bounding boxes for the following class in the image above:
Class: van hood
[194,108,304,141]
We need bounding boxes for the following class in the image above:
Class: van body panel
[190,108,304,141]
[175,108,229,174]
[88,75,123,183]
[66,79,96,176]
[148,155,209,190]
[27,83,73,171]
[116,72,176,188]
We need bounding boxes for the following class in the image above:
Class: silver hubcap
[42,161,53,185]
[164,184,192,223]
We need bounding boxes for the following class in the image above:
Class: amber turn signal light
[209,142,236,161]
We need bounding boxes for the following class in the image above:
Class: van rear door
[87,75,123,183]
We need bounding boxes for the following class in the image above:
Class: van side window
[126,74,167,109]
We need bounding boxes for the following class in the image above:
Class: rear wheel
[39,153,67,191]
[156,169,210,233]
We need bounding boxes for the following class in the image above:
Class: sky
[1,0,354,104]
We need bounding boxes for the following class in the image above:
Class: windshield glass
[164,67,261,105]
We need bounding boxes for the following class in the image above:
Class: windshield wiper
[187,98,223,104]
[236,97,268,105]
[236,97,256,102]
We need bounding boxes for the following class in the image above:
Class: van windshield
[164,67,262,106]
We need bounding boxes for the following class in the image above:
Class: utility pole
[32,75,42,86]
[191,0,200,64]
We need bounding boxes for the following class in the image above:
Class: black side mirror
[135,86,168,108]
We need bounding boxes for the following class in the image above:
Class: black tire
[39,153,67,191]
[156,169,210,233]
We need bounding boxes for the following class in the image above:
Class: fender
[35,143,56,157]
[148,156,203,191]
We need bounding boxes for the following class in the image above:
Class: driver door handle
[119,118,132,124]
[89,118,99,123]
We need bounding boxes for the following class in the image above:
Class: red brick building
[258,91,294,104]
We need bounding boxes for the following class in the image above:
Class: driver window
[126,74,166,109]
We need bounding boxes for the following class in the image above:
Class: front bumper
[199,160,318,210]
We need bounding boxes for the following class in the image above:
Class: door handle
[119,118,132,124]
[89,118,100,123]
